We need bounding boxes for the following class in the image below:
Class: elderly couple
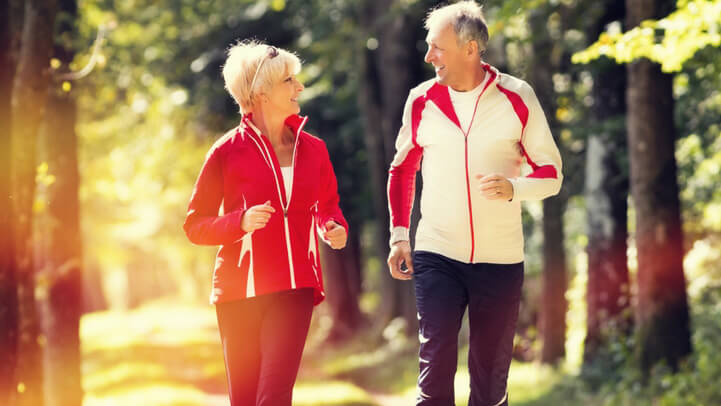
[184,2,562,405]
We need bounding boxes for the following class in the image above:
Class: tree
[357,0,433,333]
[11,0,58,404]
[319,241,365,342]
[36,0,84,403]
[573,0,721,73]
[583,0,632,363]
[626,0,691,374]
[0,0,23,403]
[527,6,569,364]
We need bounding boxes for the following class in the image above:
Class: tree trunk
[37,0,83,403]
[583,1,631,363]
[626,0,691,375]
[539,197,568,363]
[11,0,58,404]
[320,228,365,343]
[528,8,568,364]
[0,0,23,403]
[356,0,424,333]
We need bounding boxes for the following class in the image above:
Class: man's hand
[476,174,514,201]
[387,240,413,280]
[241,200,275,232]
[323,221,347,249]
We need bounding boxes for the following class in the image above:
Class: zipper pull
[284,209,288,218]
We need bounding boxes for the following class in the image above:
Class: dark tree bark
[0,0,24,403]
[320,230,365,342]
[528,8,568,364]
[306,93,366,342]
[11,0,58,404]
[37,0,83,404]
[539,197,568,363]
[356,0,429,333]
[583,1,631,363]
[626,0,691,374]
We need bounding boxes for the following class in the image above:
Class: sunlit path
[80,300,573,406]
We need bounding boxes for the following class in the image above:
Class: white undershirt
[447,72,491,131]
[280,166,293,198]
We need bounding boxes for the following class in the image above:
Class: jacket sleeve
[317,141,348,234]
[183,144,248,245]
[387,90,424,245]
[509,83,563,201]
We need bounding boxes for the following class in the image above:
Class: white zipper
[282,215,296,288]
[243,116,307,289]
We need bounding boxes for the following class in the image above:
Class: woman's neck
[251,109,291,147]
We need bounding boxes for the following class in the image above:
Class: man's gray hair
[425,1,489,58]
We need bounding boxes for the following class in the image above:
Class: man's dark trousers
[413,251,524,406]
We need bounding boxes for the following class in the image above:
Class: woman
[183,40,348,405]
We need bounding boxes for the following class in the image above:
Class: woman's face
[264,69,304,117]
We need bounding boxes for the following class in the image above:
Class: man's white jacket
[387,63,563,264]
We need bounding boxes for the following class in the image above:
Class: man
[386,2,562,405]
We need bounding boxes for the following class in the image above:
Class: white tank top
[280,166,293,198]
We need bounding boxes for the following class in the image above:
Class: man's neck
[449,65,486,92]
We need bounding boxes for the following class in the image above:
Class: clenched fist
[323,220,347,249]
[476,174,514,201]
[241,200,276,233]
[387,240,413,280]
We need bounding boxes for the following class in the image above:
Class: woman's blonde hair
[222,40,302,114]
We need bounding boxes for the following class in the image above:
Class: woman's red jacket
[184,114,348,305]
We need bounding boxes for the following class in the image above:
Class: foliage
[580,286,721,406]
[74,0,370,306]
[572,0,721,72]
[57,0,721,403]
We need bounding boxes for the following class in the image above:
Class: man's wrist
[389,226,410,247]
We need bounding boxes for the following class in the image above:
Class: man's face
[424,24,469,88]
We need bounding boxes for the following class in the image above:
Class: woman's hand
[323,221,347,249]
[241,201,276,233]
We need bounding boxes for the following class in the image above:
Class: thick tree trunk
[528,8,568,364]
[320,228,365,342]
[11,0,58,404]
[583,1,631,363]
[0,0,23,403]
[539,196,568,363]
[357,0,422,333]
[37,0,83,403]
[626,0,691,374]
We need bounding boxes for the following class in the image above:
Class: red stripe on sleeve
[499,84,557,180]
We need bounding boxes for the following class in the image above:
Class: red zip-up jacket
[184,114,348,305]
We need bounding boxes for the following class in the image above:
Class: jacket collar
[424,62,500,129]
[240,113,309,140]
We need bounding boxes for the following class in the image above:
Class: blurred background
[2,0,721,405]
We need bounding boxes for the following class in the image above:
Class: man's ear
[466,40,478,59]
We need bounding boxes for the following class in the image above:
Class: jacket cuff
[321,217,348,233]
[508,178,523,202]
[230,209,248,244]
[389,226,410,247]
